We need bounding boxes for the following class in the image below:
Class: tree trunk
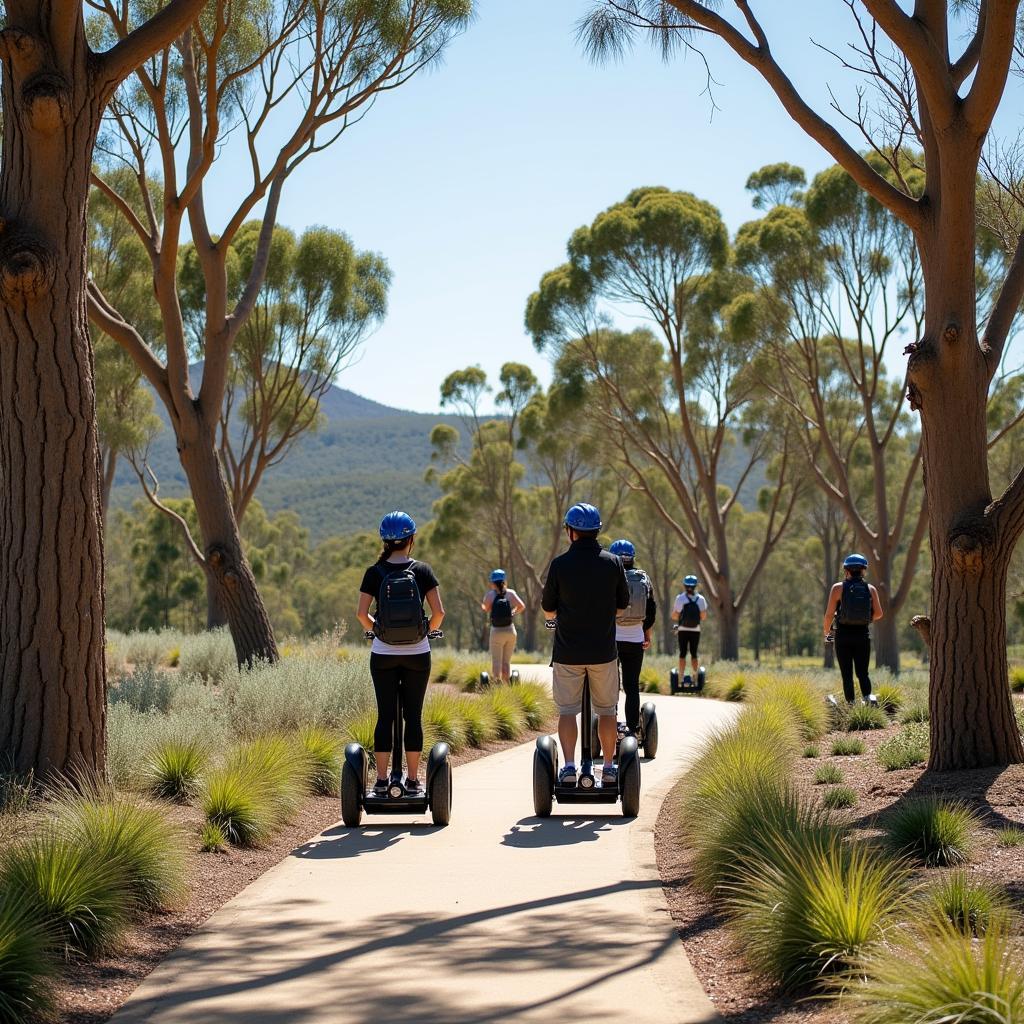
[178,431,278,667]
[101,447,117,518]
[206,580,228,630]
[718,605,739,661]
[0,25,107,777]
[872,608,901,674]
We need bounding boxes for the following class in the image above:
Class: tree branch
[127,455,206,568]
[983,227,1024,377]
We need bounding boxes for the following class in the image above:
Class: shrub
[484,686,528,740]
[455,697,499,748]
[109,664,174,714]
[726,835,907,992]
[898,698,929,724]
[1,832,131,956]
[199,821,228,853]
[917,870,1009,936]
[118,630,177,669]
[0,895,57,1022]
[847,916,1024,1024]
[831,737,865,756]
[996,826,1024,848]
[53,787,186,910]
[873,683,904,715]
[751,678,828,741]
[178,629,237,684]
[884,797,979,866]
[230,655,373,738]
[296,727,341,796]
[145,740,207,802]
[423,691,467,753]
[822,785,858,810]
[876,723,929,772]
[814,764,844,785]
[803,745,820,759]
[1010,665,1024,693]
[512,681,555,730]
[846,704,889,731]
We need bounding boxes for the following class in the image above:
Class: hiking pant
[617,641,645,732]
[835,631,871,703]
[489,626,516,681]
[370,652,431,753]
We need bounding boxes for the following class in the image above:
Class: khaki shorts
[551,661,620,716]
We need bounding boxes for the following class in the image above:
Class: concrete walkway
[114,672,737,1024]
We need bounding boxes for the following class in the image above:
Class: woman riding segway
[481,569,526,684]
[356,511,445,797]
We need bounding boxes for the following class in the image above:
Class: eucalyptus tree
[582,0,1024,768]
[527,187,802,659]
[0,0,206,776]
[87,0,472,668]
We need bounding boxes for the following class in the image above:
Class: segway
[590,701,659,760]
[478,671,490,689]
[533,668,641,818]
[510,669,520,684]
[340,631,452,828]
[670,666,705,694]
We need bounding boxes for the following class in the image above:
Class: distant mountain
[109,364,767,542]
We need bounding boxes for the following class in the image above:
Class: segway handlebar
[544,618,557,630]
[364,630,375,640]
[364,628,444,641]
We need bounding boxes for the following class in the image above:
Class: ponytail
[379,537,412,561]
[495,580,507,595]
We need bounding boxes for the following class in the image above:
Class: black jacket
[542,537,630,664]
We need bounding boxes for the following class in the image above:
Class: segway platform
[670,666,705,694]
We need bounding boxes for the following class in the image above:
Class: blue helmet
[490,569,506,583]
[843,553,868,570]
[609,539,635,559]
[379,510,416,541]
[683,574,698,588]
[563,502,602,532]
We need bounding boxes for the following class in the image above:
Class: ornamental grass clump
[344,712,376,752]
[917,870,1009,936]
[846,915,1024,1024]
[876,723,929,772]
[513,681,556,730]
[484,686,528,740]
[822,785,858,810]
[996,826,1024,848]
[884,797,979,866]
[814,763,844,785]
[873,683,904,716]
[803,745,820,759]
[145,740,208,802]
[831,737,865,756]
[726,834,907,993]
[422,691,467,753]
[750,678,829,741]
[898,698,929,724]
[0,895,57,1023]
[455,696,499,748]
[845,703,889,731]
[296,727,341,796]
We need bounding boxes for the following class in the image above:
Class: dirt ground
[54,728,549,1024]
[656,717,1024,1024]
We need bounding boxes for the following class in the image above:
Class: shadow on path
[291,823,441,860]
[500,816,630,849]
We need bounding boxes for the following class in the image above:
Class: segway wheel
[340,760,363,827]
[479,671,490,690]
[669,668,679,695]
[510,669,520,685]
[697,666,706,692]
[619,748,641,817]
[429,757,452,827]
[533,749,553,818]
[640,702,658,759]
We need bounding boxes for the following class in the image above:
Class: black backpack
[490,592,513,627]
[374,562,427,644]
[680,595,702,629]
[838,578,872,626]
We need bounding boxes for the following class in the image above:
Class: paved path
[114,671,737,1024]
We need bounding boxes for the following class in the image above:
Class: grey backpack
[619,569,649,626]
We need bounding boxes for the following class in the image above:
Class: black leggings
[835,631,871,702]
[369,652,431,755]
[617,641,645,732]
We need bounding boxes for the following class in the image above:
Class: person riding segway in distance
[542,503,630,789]
[823,553,884,704]
[356,511,445,797]
[481,569,526,684]
[672,575,707,682]
[608,539,656,737]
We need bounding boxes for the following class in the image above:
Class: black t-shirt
[541,538,630,664]
[360,559,439,612]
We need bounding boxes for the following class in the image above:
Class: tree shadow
[291,822,440,860]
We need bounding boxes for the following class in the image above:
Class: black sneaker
[372,778,388,797]
[405,777,421,795]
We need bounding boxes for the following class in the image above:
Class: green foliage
[344,713,377,752]
[724,675,747,702]
[996,826,1024,848]
[814,763,844,785]
[53,790,186,911]
[145,740,207,802]
[178,629,238,684]
[917,871,1009,936]
[484,686,528,740]
[873,683,904,715]
[109,664,175,713]
[750,677,828,740]
[199,822,228,854]
[423,691,468,753]
[876,723,929,772]
[726,836,907,992]
[847,916,1024,1024]
[822,785,858,810]
[831,737,865,756]
[455,696,499,748]
[803,745,820,758]
[845,703,889,731]
[296,727,341,796]
[0,895,57,1023]
[1010,666,1024,692]
[898,698,929,724]
[884,798,979,866]
[512,681,556,730]
[1,833,131,956]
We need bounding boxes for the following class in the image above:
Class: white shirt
[673,592,707,631]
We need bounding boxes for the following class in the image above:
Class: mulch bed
[55,727,549,1024]
[656,706,1024,1024]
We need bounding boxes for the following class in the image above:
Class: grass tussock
[484,686,528,740]
[995,826,1024,848]
[803,745,820,759]
[845,703,889,731]
[512,681,556,730]
[884,797,979,867]
[916,870,1010,936]
[873,683,904,716]
[814,763,844,785]
[423,691,468,753]
[455,696,499,748]
[0,894,58,1023]
[876,723,929,772]
[145,740,208,802]
[296,727,342,796]
[822,785,858,810]
[831,737,865,757]
[750,677,829,741]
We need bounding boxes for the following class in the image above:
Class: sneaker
[558,765,577,787]
[404,777,421,795]
[601,763,618,788]
[372,778,389,797]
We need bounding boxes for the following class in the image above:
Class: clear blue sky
[208,2,1023,413]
